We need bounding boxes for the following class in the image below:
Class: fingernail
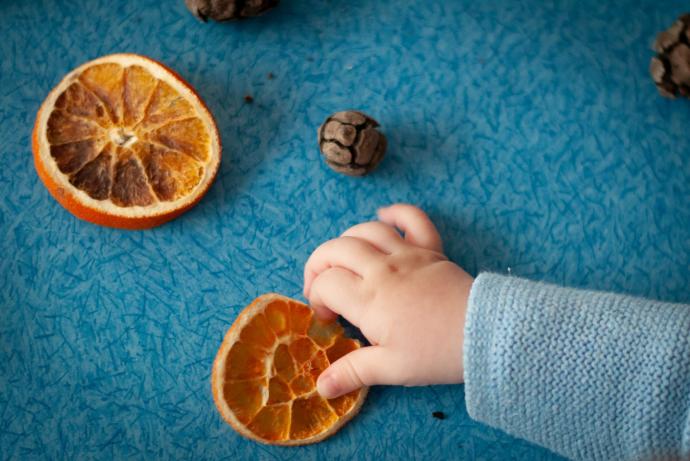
[317,371,339,399]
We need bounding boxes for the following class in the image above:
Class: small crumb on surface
[244,95,254,103]
[267,72,275,80]
[432,411,446,420]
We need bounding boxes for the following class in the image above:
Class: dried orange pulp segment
[212,294,368,445]
[32,53,221,229]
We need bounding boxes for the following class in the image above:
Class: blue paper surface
[1,0,689,459]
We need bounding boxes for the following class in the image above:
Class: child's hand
[304,204,474,399]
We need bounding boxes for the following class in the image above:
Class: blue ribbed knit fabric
[464,273,690,461]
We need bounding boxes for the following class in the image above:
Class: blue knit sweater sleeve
[463,273,690,461]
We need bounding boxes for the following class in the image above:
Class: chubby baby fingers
[316,346,395,399]
[377,204,443,253]
[308,266,367,325]
[340,221,404,254]
[304,236,386,298]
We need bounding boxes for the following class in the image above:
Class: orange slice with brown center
[32,53,221,229]
[212,294,367,445]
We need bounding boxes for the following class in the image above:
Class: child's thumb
[316,346,389,399]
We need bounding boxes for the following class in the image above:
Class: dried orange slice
[32,54,221,229]
[212,294,368,445]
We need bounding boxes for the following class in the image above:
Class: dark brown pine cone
[650,13,690,98]
[185,0,279,22]
[317,111,387,176]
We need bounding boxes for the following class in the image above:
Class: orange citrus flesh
[212,294,367,445]
[32,54,221,229]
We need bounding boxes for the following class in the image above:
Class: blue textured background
[2,0,689,459]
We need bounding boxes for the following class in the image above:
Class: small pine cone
[650,13,690,98]
[185,0,279,22]
[317,111,387,176]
